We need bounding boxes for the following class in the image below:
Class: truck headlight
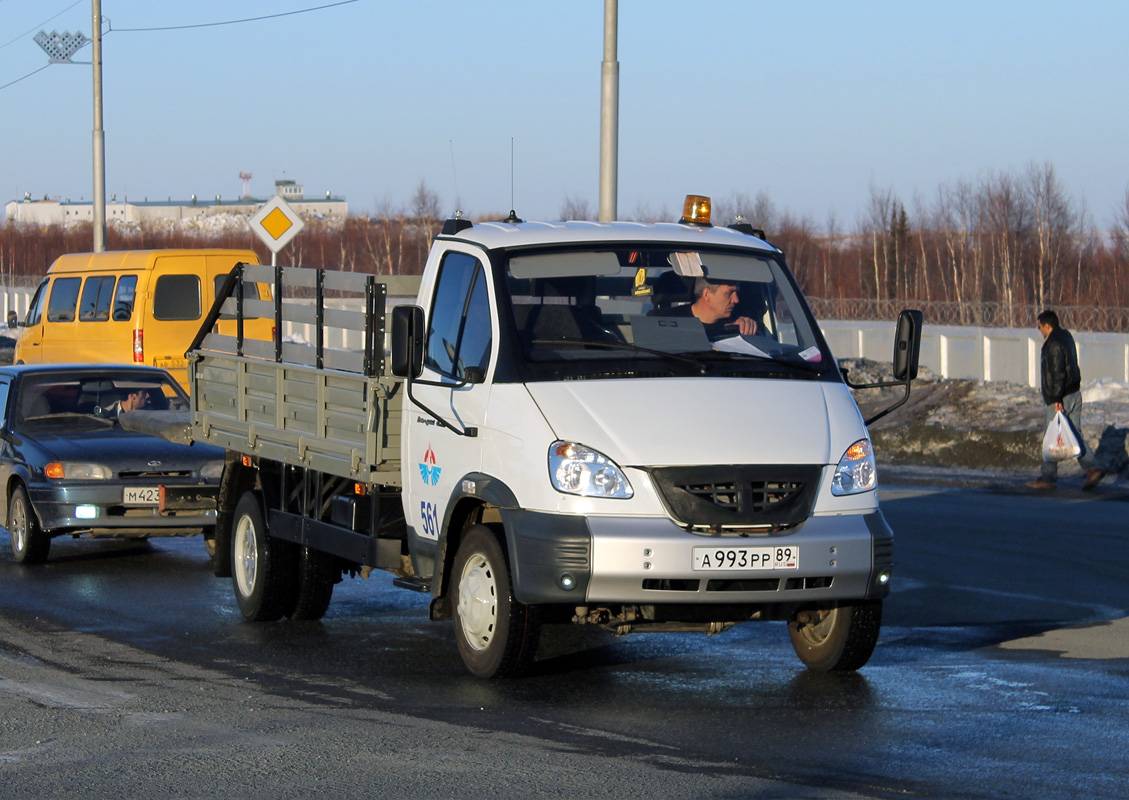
[831,439,877,495]
[549,441,633,499]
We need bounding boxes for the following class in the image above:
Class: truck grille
[645,465,821,529]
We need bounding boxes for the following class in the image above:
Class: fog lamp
[75,505,98,520]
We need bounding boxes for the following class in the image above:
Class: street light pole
[91,0,106,252]
[598,0,618,222]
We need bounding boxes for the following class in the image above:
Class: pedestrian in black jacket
[1028,310,1105,490]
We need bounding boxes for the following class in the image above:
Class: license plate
[155,357,187,369]
[123,486,160,506]
[692,545,799,571]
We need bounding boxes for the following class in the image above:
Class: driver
[666,276,758,339]
[102,388,150,418]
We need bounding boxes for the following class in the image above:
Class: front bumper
[28,482,218,535]
[503,508,892,606]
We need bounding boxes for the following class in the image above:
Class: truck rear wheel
[231,492,296,621]
[451,524,541,678]
[8,485,50,564]
[287,547,337,621]
[788,601,882,672]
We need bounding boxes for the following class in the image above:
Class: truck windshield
[502,245,832,380]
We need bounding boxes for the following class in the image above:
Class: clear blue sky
[2,1,1128,229]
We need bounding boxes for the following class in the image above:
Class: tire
[8,485,50,564]
[451,524,541,678]
[788,601,882,672]
[230,492,297,621]
[287,547,337,621]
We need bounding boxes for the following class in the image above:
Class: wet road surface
[0,484,1127,799]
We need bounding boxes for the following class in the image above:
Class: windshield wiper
[695,349,825,374]
[529,339,710,374]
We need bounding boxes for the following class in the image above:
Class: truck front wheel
[788,601,882,672]
[451,524,541,678]
[231,492,296,622]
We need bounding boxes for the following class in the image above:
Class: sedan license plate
[692,545,799,571]
[123,486,160,506]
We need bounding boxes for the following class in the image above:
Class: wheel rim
[794,608,837,647]
[10,496,27,554]
[457,553,497,651]
[233,513,258,597]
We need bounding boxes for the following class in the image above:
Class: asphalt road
[0,482,1127,799]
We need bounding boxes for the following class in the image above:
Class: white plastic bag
[1042,410,1082,462]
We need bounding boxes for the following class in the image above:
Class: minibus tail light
[133,330,144,363]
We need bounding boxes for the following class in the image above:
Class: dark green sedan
[0,364,225,563]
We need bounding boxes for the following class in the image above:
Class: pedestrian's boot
[1082,469,1106,491]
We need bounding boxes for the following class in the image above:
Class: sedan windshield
[503,245,831,380]
[16,372,188,427]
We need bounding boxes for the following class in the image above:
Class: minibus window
[113,275,137,321]
[153,274,201,321]
[46,277,81,323]
[214,273,266,319]
[79,276,116,322]
[25,281,46,327]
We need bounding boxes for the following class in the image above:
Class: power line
[0,0,84,51]
[0,63,49,91]
[108,0,359,33]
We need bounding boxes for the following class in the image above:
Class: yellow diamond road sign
[249,195,305,253]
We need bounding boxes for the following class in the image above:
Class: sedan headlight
[200,460,225,480]
[830,439,877,496]
[45,462,113,480]
[549,441,633,499]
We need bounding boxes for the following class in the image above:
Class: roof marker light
[679,195,712,226]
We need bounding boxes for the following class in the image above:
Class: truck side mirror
[892,309,923,382]
[391,305,425,379]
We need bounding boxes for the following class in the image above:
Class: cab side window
[153,274,201,321]
[426,252,492,381]
[79,276,116,322]
[46,277,81,322]
[113,275,137,321]
[24,280,46,327]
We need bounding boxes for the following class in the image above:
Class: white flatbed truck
[185,197,920,678]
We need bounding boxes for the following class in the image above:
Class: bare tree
[559,195,592,221]
[1025,161,1075,309]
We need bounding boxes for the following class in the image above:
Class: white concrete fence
[820,321,1129,387]
[3,287,1126,387]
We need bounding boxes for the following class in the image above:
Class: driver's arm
[732,316,757,335]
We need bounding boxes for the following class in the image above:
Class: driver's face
[124,390,149,411]
[705,283,739,319]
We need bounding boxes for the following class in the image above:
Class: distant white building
[4,179,347,227]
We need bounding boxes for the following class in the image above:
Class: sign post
[248,195,305,265]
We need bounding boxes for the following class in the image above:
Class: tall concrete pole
[91,0,106,252]
[598,0,618,222]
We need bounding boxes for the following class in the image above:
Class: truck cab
[391,198,916,677]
